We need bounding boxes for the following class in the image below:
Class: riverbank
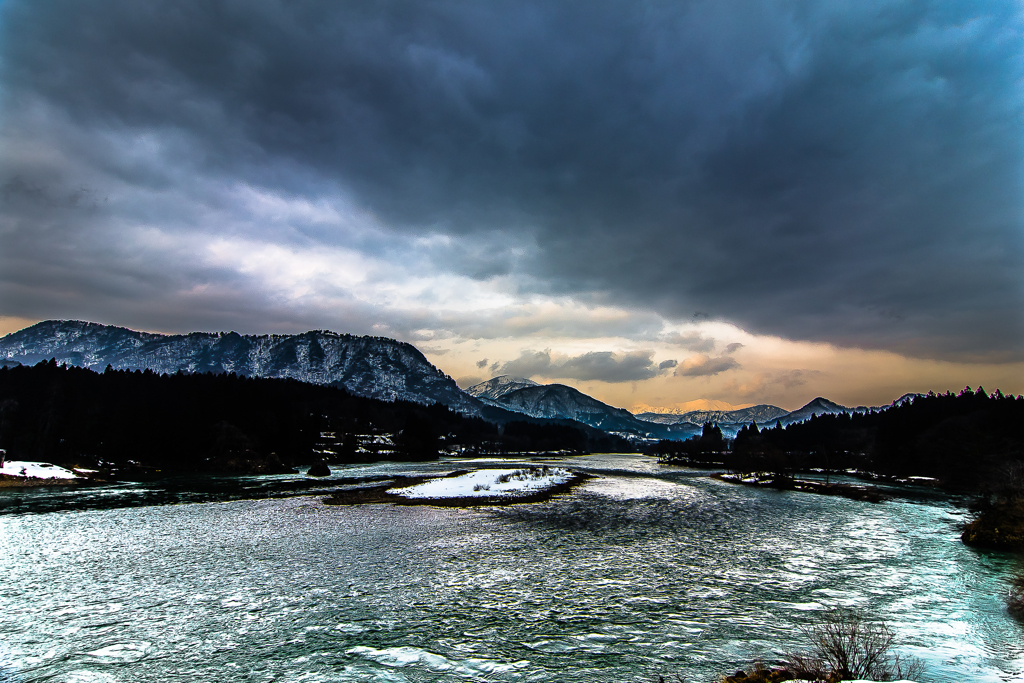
[0,460,87,488]
[713,472,890,503]
[0,473,83,488]
[961,499,1024,551]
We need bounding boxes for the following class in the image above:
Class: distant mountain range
[635,404,790,426]
[635,394,927,437]
[1,321,914,441]
[0,320,481,414]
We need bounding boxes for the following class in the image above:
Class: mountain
[778,397,852,426]
[890,392,926,407]
[634,398,877,438]
[484,382,685,438]
[466,375,539,401]
[635,404,789,426]
[0,320,481,414]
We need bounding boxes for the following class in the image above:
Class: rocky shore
[713,472,890,503]
[961,499,1024,551]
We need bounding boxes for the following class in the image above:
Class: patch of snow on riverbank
[1,460,80,479]
[389,467,573,499]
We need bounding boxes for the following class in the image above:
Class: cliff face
[0,320,480,414]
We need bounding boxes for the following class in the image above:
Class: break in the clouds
[1,0,1022,364]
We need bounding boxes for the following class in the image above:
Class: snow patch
[389,467,573,499]
[1,460,80,479]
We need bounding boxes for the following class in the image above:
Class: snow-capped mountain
[634,397,908,437]
[0,320,480,414]
[485,383,678,437]
[635,404,789,426]
[466,375,539,402]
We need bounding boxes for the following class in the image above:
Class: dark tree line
[0,361,626,476]
[651,387,1024,491]
[648,422,726,463]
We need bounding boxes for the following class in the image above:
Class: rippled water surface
[1,454,1021,682]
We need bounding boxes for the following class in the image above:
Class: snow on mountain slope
[635,404,789,426]
[466,375,539,401]
[0,320,480,414]
[637,395,929,434]
[490,383,671,437]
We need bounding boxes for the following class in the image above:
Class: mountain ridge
[466,375,539,402]
[478,381,691,439]
[0,320,481,414]
[635,404,789,426]
[3,321,921,440]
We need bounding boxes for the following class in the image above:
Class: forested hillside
[0,361,626,476]
[654,387,1024,490]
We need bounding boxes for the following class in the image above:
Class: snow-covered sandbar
[324,466,589,507]
[389,467,574,500]
[0,460,81,486]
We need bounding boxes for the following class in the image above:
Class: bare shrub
[994,460,1024,502]
[785,608,924,682]
[497,467,551,484]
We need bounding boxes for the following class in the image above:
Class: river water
[0,454,1021,682]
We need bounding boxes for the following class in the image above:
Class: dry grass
[0,473,81,488]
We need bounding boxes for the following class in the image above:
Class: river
[0,454,1020,682]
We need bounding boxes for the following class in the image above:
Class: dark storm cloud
[1,1,1021,359]
[498,350,554,378]
[500,349,666,383]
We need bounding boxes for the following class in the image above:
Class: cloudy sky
[1,0,1022,411]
